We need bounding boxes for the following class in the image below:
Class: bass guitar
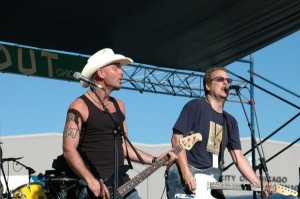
[82,133,202,199]
[165,164,298,199]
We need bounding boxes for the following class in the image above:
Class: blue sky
[0,31,299,145]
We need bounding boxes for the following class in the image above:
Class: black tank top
[78,94,125,179]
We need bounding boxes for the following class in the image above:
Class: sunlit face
[101,63,124,90]
[206,70,230,99]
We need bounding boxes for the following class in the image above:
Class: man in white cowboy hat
[62,48,177,199]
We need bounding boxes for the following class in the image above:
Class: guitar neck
[210,182,261,191]
[117,146,183,197]
[210,182,298,196]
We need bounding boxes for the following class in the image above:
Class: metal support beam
[121,63,250,104]
[121,64,204,98]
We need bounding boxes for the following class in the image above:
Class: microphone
[73,72,104,90]
[226,84,246,90]
[2,157,23,162]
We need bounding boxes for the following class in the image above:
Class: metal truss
[121,63,250,104]
[121,63,204,98]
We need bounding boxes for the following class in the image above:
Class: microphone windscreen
[73,72,81,80]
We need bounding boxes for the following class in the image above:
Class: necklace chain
[87,91,109,107]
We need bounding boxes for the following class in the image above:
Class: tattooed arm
[62,98,109,198]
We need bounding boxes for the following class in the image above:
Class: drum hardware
[2,157,23,162]
[41,177,78,183]
[40,170,80,199]
[13,159,36,183]
[1,192,14,199]
[0,145,18,199]
[0,181,3,199]
[41,171,78,183]
[0,152,36,199]
[3,157,36,183]
[40,170,61,199]
[56,184,77,199]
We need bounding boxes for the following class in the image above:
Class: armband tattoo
[66,109,83,124]
[63,109,83,139]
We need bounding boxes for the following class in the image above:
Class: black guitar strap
[219,116,227,172]
[109,96,133,170]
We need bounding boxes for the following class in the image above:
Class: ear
[96,69,105,79]
[205,81,211,92]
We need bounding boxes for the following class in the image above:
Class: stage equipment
[13,183,47,199]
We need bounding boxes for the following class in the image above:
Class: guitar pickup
[174,194,196,198]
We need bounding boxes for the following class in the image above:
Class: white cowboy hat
[80,48,133,87]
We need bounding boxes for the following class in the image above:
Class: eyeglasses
[211,76,232,84]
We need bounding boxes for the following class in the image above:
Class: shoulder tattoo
[63,109,83,138]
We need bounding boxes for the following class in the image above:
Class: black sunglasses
[211,76,232,84]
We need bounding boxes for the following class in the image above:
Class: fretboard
[210,182,298,196]
[210,182,260,191]
[117,146,183,197]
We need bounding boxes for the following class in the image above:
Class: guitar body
[166,163,299,198]
[165,163,221,199]
[194,173,217,199]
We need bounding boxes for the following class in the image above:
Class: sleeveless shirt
[78,94,125,179]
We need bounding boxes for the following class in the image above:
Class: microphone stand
[0,146,12,199]
[234,88,271,198]
[14,160,36,183]
[0,163,11,199]
[90,86,145,199]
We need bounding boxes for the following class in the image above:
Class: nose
[119,68,124,75]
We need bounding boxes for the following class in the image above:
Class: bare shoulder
[68,96,89,121]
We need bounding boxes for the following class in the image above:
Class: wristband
[152,156,158,164]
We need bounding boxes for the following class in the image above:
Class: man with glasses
[166,67,270,199]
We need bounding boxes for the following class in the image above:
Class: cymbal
[41,177,78,183]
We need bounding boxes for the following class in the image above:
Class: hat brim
[80,55,132,87]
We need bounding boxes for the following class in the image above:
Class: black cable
[160,185,166,199]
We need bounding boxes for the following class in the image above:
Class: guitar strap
[109,96,133,170]
[219,115,227,172]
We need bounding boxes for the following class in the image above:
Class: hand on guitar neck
[157,150,178,167]
[258,182,272,198]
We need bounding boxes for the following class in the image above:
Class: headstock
[274,184,298,196]
[179,133,202,151]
